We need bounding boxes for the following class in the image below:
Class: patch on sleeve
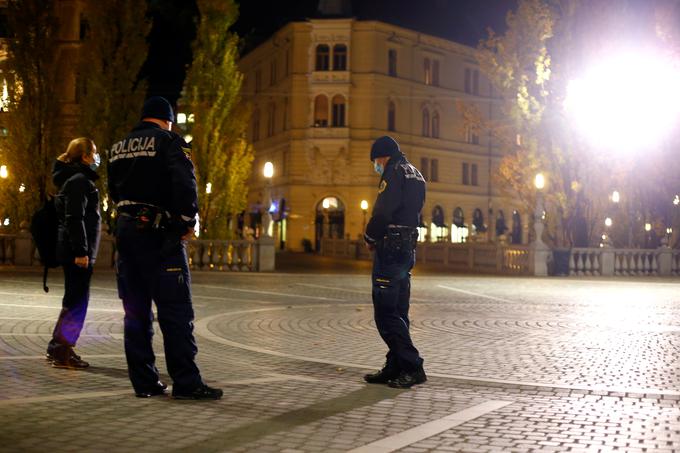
[378,180,387,193]
[181,147,192,159]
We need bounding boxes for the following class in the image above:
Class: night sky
[143,0,517,103]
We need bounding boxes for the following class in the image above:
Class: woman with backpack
[46,137,101,369]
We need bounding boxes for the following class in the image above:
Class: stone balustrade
[0,231,275,272]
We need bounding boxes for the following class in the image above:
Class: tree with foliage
[76,0,151,196]
[181,0,253,239]
[477,0,628,247]
[478,0,680,248]
[0,0,61,229]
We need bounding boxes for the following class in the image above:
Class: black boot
[387,368,427,388]
[364,367,400,384]
[135,381,168,398]
[172,383,223,400]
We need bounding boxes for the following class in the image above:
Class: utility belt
[117,201,170,232]
[383,225,419,252]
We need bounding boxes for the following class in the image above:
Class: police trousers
[371,239,424,373]
[115,216,203,393]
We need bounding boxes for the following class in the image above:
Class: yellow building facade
[240,18,528,252]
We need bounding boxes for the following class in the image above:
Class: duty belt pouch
[386,229,404,251]
[135,207,165,232]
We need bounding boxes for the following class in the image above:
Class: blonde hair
[58,137,97,163]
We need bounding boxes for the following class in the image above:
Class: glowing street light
[534,173,545,190]
[674,195,679,206]
[565,49,680,152]
[0,165,7,179]
[205,182,212,194]
[604,217,613,227]
[18,184,25,193]
[263,161,274,179]
[645,223,652,232]
[262,162,274,238]
[360,199,369,232]
[612,191,620,203]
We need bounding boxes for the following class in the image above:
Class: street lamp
[360,199,369,233]
[533,172,547,246]
[262,161,274,238]
[0,165,7,179]
[565,49,680,153]
[611,191,620,203]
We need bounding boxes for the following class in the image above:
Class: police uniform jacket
[365,153,426,243]
[107,121,197,228]
[52,160,101,263]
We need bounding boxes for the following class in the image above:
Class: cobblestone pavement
[0,266,679,452]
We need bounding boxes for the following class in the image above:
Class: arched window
[333,44,347,71]
[496,210,507,236]
[331,95,346,127]
[430,205,448,242]
[315,44,330,71]
[432,59,440,86]
[267,103,276,137]
[511,210,522,244]
[283,97,288,130]
[452,207,468,243]
[472,208,487,234]
[314,95,328,127]
[422,109,430,137]
[424,58,432,85]
[387,101,396,131]
[252,109,260,141]
[432,111,440,138]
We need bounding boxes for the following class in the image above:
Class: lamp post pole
[360,200,368,235]
[262,162,274,238]
[531,172,549,276]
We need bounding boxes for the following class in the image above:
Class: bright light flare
[604,217,613,227]
[0,165,7,179]
[534,173,545,190]
[263,161,274,178]
[565,50,680,152]
[612,191,620,203]
[360,199,369,211]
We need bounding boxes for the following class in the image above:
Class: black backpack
[30,197,59,292]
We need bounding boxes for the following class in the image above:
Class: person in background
[47,137,101,369]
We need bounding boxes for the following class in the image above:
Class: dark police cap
[370,135,400,161]
[141,96,175,123]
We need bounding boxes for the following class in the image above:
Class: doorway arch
[315,196,345,251]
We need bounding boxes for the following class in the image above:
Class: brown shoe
[52,348,89,369]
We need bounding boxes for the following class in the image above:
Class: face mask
[89,152,101,171]
[373,162,384,176]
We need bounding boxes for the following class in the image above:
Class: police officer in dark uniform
[108,96,222,399]
[363,136,427,389]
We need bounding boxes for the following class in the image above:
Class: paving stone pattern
[0,270,679,452]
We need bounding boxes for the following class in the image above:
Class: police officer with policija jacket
[363,136,427,389]
[108,96,222,399]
